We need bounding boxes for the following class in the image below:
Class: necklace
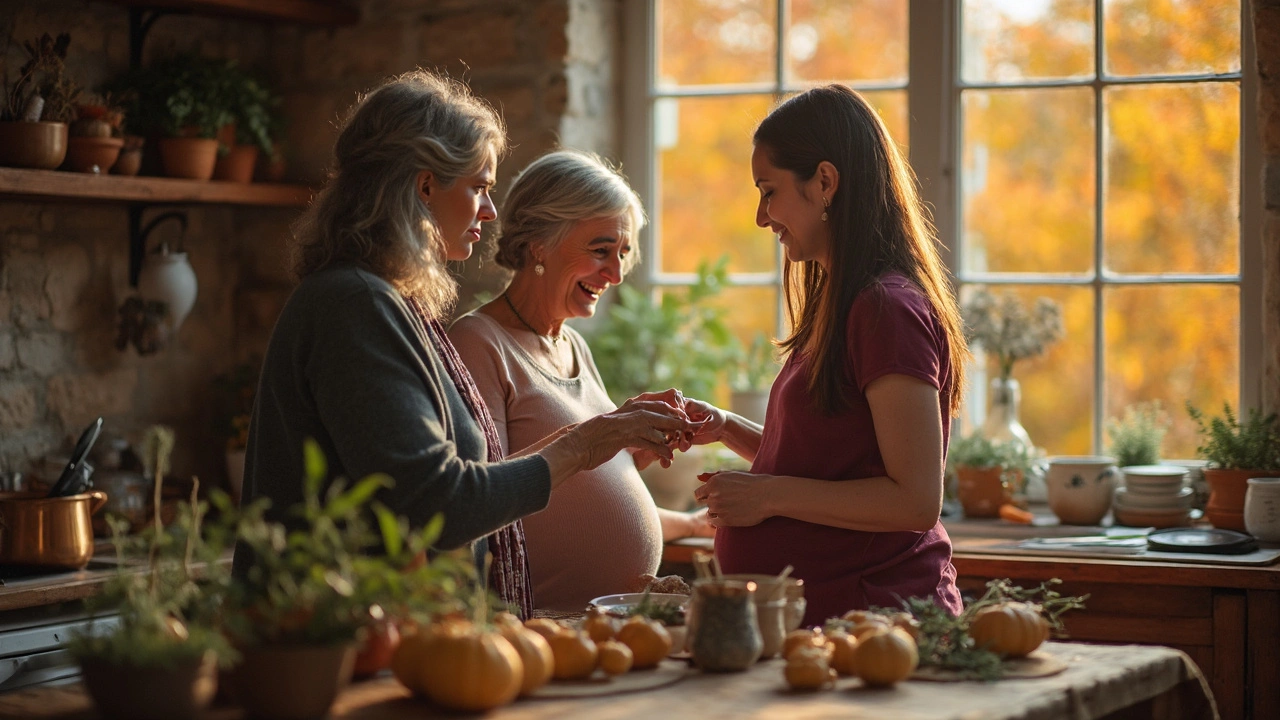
[502,292,563,346]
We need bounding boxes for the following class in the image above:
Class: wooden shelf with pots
[98,0,359,26]
[0,167,312,207]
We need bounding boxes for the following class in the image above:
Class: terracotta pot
[1204,468,1280,532]
[111,136,145,176]
[213,144,259,183]
[232,643,356,720]
[64,136,124,173]
[955,465,1013,518]
[158,137,219,180]
[80,651,217,720]
[0,121,68,169]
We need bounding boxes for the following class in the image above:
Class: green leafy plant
[2,32,80,123]
[624,589,686,627]
[66,427,241,669]
[730,331,779,392]
[947,432,1036,487]
[106,54,236,139]
[826,579,1087,681]
[225,439,471,646]
[1187,401,1280,470]
[218,64,279,154]
[589,256,738,403]
[1106,401,1169,467]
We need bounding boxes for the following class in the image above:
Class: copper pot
[0,490,108,569]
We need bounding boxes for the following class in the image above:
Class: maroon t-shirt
[715,274,962,625]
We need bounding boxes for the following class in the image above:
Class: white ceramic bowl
[1123,465,1188,492]
[587,592,689,617]
[1045,456,1120,525]
[1114,486,1193,510]
[1113,505,1191,529]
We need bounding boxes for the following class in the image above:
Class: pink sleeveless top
[715,275,962,626]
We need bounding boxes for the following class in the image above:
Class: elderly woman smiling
[450,150,713,611]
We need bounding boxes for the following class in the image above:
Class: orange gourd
[582,608,616,643]
[826,630,859,676]
[784,646,837,691]
[497,621,555,696]
[547,631,599,680]
[597,640,634,675]
[782,628,828,660]
[968,602,1049,657]
[851,626,918,687]
[614,616,671,669]
[390,623,431,695]
[411,620,524,712]
[524,617,567,640]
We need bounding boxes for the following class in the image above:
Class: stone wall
[1256,0,1280,416]
[0,0,622,486]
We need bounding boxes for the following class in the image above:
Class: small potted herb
[1105,401,1169,468]
[1187,402,1280,531]
[225,439,468,720]
[212,62,279,183]
[0,32,80,169]
[946,433,1035,519]
[65,426,241,720]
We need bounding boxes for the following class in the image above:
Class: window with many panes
[621,0,1255,458]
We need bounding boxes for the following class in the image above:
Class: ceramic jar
[1244,478,1280,542]
[137,244,199,332]
[1045,456,1119,525]
[689,579,762,672]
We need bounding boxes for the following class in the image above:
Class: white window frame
[621,0,1260,452]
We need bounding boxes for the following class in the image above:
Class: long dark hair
[754,85,968,416]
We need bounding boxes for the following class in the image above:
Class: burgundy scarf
[407,297,535,619]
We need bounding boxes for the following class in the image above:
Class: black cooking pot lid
[47,417,103,498]
[1146,527,1258,555]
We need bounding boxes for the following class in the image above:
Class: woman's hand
[631,389,726,449]
[540,400,693,484]
[693,470,773,527]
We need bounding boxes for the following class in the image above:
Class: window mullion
[1093,0,1106,452]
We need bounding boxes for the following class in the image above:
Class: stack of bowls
[718,573,806,657]
[1113,465,1194,528]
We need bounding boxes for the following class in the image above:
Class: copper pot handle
[86,490,109,515]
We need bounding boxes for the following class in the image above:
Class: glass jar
[689,579,762,672]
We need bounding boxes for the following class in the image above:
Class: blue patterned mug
[1046,456,1120,525]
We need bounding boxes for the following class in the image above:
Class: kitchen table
[0,641,1213,719]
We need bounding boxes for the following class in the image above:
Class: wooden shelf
[0,167,312,207]
[99,0,359,26]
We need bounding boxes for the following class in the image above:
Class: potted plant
[224,439,468,720]
[65,426,240,720]
[1186,402,1280,532]
[211,358,260,503]
[946,433,1035,519]
[109,55,234,180]
[728,331,777,426]
[0,32,79,169]
[213,62,279,183]
[64,95,126,174]
[589,257,739,509]
[1105,401,1169,468]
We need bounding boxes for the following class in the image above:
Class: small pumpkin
[583,608,616,643]
[498,621,555,696]
[851,626,918,687]
[968,602,1049,657]
[597,640,634,675]
[784,646,836,691]
[849,619,892,641]
[412,620,524,712]
[391,623,431,695]
[547,630,599,680]
[614,616,671,669]
[782,628,828,660]
[826,630,858,676]
[884,611,921,641]
[524,617,567,640]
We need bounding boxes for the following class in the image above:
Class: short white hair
[494,149,645,274]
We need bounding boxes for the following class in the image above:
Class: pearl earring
[821,196,830,223]
[535,263,545,276]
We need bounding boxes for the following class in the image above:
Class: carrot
[999,504,1034,524]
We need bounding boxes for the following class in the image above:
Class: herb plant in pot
[589,258,739,510]
[212,62,278,183]
[1187,402,1280,532]
[0,33,79,169]
[65,427,239,720]
[225,439,467,720]
[946,433,1034,519]
[64,97,126,174]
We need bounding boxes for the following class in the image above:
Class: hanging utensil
[47,417,103,498]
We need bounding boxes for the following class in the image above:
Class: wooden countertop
[0,642,1214,719]
[0,550,232,613]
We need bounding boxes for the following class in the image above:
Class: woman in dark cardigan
[236,70,691,616]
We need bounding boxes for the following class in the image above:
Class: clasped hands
[627,388,725,470]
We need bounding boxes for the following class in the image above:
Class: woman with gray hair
[238,72,693,618]
[450,149,713,612]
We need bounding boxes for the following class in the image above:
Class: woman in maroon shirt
[684,85,972,625]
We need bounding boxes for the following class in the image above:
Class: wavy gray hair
[292,69,507,317]
[493,150,645,275]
